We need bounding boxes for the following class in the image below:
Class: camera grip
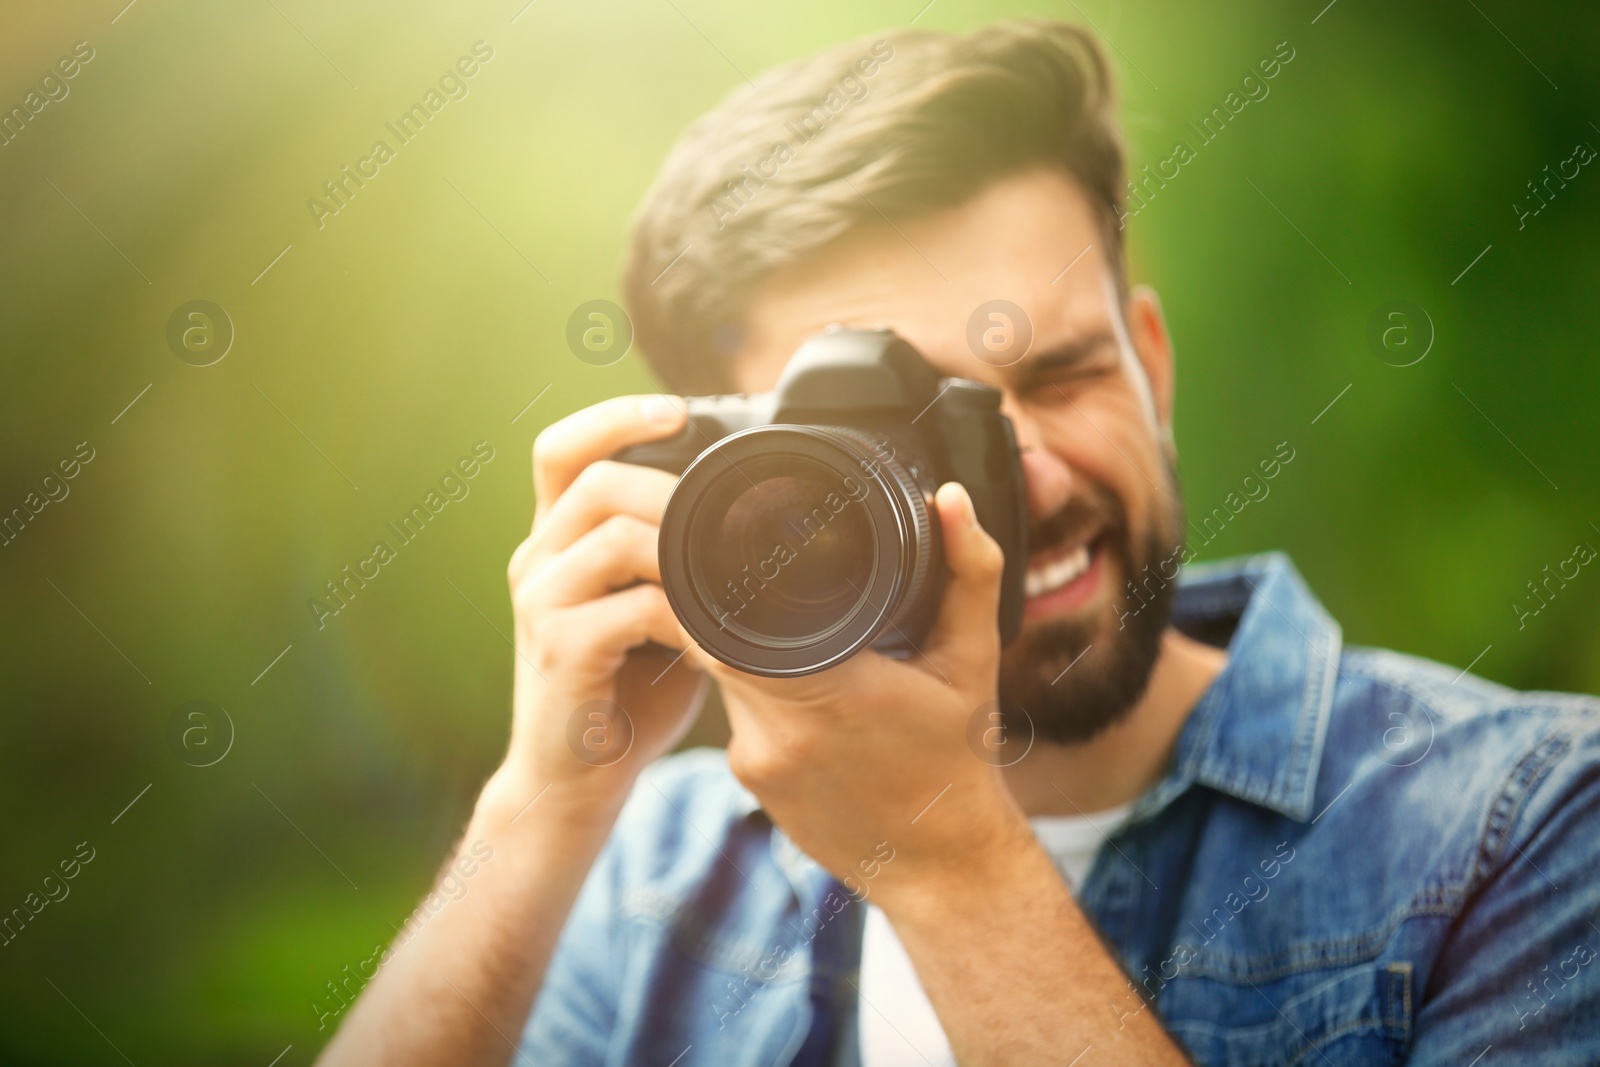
[611,427,698,475]
[932,381,1028,646]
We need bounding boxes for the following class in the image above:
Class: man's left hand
[706,481,1035,903]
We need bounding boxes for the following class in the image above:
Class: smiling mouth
[1022,532,1105,618]
[1024,539,1092,597]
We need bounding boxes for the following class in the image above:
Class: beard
[998,460,1186,745]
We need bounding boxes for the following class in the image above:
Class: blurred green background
[1,0,1596,1061]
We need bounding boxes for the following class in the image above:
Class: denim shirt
[521,553,1600,1065]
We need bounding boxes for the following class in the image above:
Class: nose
[1020,446,1073,523]
[1003,400,1073,522]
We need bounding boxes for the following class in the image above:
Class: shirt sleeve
[517,829,626,1064]
[1406,715,1600,1063]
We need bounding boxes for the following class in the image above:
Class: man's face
[728,167,1186,742]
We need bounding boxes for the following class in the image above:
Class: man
[320,20,1600,1065]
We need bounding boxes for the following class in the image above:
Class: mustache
[1026,485,1125,556]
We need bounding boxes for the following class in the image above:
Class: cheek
[1030,389,1164,531]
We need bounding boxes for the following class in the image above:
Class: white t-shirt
[857,804,1133,1067]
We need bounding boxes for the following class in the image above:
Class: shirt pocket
[1159,960,1413,1067]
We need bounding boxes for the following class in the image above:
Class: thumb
[925,482,1006,673]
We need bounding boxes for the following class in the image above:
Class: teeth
[1025,543,1092,598]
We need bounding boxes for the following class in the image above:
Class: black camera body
[617,327,1027,677]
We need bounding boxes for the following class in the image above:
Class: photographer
[319,21,1600,1066]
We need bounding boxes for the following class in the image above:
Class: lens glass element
[693,458,875,642]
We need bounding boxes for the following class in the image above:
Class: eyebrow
[1008,328,1120,390]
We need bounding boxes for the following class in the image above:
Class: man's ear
[1125,284,1175,438]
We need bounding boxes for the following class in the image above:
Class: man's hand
[708,482,1032,899]
[499,393,707,814]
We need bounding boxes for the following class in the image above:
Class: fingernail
[641,395,683,427]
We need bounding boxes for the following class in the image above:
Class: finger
[925,482,1006,671]
[532,394,684,516]
[534,583,694,684]
[534,514,660,605]
[709,648,873,730]
[529,461,678,556]
[718,680,792,786]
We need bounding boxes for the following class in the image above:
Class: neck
[1002,628,1227,817]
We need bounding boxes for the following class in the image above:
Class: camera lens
[703,466,875,640]
[658,426,942,676]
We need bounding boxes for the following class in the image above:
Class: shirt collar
[1137,551,1342,824]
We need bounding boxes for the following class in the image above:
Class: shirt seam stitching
[1174,895,1463,983]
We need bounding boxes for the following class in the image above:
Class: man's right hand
[497,393,708,818]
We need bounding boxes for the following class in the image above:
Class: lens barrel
[657,425,942,677]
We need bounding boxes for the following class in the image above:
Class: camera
[615,327,1027,677]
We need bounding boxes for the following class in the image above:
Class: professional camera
[616,327,1027,677]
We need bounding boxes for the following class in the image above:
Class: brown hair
[623,19,1127,393]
